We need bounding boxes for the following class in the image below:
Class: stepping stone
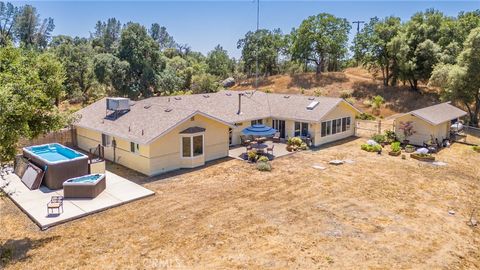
[432,161,447,166]
[329,160,344,165]
[312,164,326,170]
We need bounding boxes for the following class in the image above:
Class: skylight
[306,101,319,110]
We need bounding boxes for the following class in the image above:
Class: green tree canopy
[117,23,165,98]
[237,28,286,76]
[430,27,480,126]
[291,13,350,74]
[206,44,234,79]
[0,46,66,161]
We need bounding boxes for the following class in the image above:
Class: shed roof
[409,102,467,125]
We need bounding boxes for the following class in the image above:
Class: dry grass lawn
[1,138,480,269]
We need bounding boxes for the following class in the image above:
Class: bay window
[182,134,204,158]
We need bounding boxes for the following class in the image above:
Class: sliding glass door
[272,119,286,138]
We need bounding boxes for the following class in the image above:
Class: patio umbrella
[241,124,277,137]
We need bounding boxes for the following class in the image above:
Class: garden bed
[410,153,435,162]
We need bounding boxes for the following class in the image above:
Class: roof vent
[174,97,182,100]
[226,93,232,96]
[306,101,319,110]
[308,97,315,100]
[203,94,210,98]
[283,95,290,98]
[144,105,151,109]
[164,108,172,112]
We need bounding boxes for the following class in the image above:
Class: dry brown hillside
[232,68,441,118]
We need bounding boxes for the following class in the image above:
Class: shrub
[257,156,269,162]
[473,145,480,152]
[384,130,397,142]
[356,113,376,120]
[300,143,308,150]
[361,143,382,152]
[340,89,353,99]
[345,97,356,105]
[363,99,372,107]
[371,134,386,144]
[287,137,303,147]
[391,142,401,152]
[247,150,257,162]
[256,161,272,171]
[371,95,384,110]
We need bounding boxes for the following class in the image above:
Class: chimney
[237,93,243,115]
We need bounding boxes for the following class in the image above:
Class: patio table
[251,143,268,149]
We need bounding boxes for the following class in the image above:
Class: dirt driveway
[1,138,479,269]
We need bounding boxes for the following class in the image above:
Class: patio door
[272,120,286,138]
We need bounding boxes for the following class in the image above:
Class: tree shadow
[0,236,60,267]
[351,81,440,113]
[288,72,348,89]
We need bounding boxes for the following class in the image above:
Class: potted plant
[405,144,416,153]
[410,153,435,162]
[389,142,401,156]
[247,150,258,162]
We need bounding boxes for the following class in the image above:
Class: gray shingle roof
[409,102,467,125]
[74,90,358,144]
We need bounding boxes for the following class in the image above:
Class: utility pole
[352,20,365,67]
[254,0,260,93]
[352,21,365,33]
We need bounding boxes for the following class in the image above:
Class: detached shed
[394,102,467,146]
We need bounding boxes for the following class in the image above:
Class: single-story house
[393,102,467,146]
[74,90,361,176]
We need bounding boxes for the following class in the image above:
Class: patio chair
[47,196,64,215]
[267,144,274,155]
[246,144,253,151]
[257,149,265,155]
[272,132,280,143]
[240,135,250,146]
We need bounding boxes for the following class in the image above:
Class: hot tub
[63,174,106,198]
[23,143,89,189]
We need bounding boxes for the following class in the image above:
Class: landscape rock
[222,77,235,88]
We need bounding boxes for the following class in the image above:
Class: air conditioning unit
[106,97,130,111]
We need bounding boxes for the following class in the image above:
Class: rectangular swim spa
[63,174,106,198]
[23,143,89,189]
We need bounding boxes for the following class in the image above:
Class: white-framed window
[101,134,112,147]
[321,117,351,137]
[130,142,140,154]
[181,134,204,158]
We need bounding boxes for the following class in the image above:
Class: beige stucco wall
[76,113,229,176]
[76,126,151,175]
[394,114,450,145]
[147,114,229,175]
[313,101,357,146]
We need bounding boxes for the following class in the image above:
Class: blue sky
[17,1,480,58]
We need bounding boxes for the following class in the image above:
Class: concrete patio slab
[228,142,295,160]
[1,170,154,230]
